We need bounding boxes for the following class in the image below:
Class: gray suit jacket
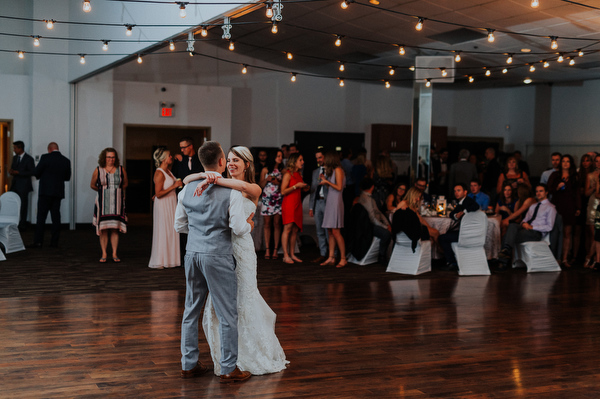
[309,166,328,211]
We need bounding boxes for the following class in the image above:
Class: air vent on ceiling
[428,28,486,45]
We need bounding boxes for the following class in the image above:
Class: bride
[184,146,289,375]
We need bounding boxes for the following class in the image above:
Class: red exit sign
[159,102,175,117]
[160,107,173,117]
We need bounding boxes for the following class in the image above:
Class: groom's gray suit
[175,173,251,374]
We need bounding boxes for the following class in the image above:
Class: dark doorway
[124,125,209,215]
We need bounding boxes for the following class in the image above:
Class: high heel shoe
[320,257,336,266]
[264,248,271,260]
[336,258,348,268]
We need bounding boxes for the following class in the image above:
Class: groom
[174,141,253,383]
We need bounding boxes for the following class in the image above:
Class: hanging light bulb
[415,17,424,31]
[18,51,24,59]
[389,67,395,76]
[524,77,532,84]
[385,81,390,89]
[455,52,461,62]
[550,36,558,50]
[189,51,194,57]
[201,26,208,37]
[543,60,550,68]
[286,52,293,60]
[409,66,415,71]
[83,0,91,12]
[339,78,345,87]
[341,0,349,9]
[569,57,575,66]
[339,63,345,72]
[291,73,297,82]
[169,41,175,51]
[271,21,278,34]
[502,68,508,74]
[557,54,564,63]
[178,2,187,18]
[506,54,513,64]
[125,25,133,36]
[398,45,405,56]
[425,79,431,87]
[79,54,86,64]
[241,65,247,74]
[578,49,584,57]
[46,19,55,29]
[487,29,495,43]
[266,2,273,18]
[137,54,142,64]
[531,0,539,8]
[102,40,109,51]
[469,76,474,83]
[529,64,536,72]
[485,69,491,76]
[441,68,447,77]
[229,40,235,51]
[335,35,342,47]
[33,36,40,47]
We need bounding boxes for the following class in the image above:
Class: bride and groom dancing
[174,141,289,383]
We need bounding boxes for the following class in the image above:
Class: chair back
[0,192,21,224]
[458,210,488,247]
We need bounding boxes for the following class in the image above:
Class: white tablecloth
[424,214,501,260]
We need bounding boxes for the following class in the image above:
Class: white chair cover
[452,210,490,276]
[348,237,380,266]
[514,234,561,273]
[0,192,26,254]
[387,232,431,275]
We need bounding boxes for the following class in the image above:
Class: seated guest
[358,178,392,265]
[386,182,407,215]
[438,183,481,270]
[468,179,490,210]
[497,184,557,269]
[414,177,432,203]
[393,187,440,247]
[495,182,517,236]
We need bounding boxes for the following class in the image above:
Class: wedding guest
[319,151,347,268]
[9,140,35,228]
[540,152,562,185]
[496,155,531,194]
[480,147,502,202]
[449,149,478,197]
[393,187,440,245]
[309,149,328,263]
[495,183,517,236]
[90,148,128,263]
[372,154,394,212]
[592,178,600,270]
[386,182,407,215]
[351,152,368,197]
[259,150,284,260]
[502,184,536,232]
[574,154,594,265]
[513,150,530,176]
[358,178,392,265]
[255,149,268,183]
[584,154,600,267]
[280,153,308,264]
[548,154,580,268]
[149,147,182,269]
[468,179,490,210]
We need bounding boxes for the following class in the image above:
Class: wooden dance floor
[2,225,600,398]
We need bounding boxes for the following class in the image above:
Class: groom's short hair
[198,141,223,168]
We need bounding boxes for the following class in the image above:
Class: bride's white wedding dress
[202,196,289,375]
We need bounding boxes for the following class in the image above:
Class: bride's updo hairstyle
[153,147,169,168]
[228,146,256,184]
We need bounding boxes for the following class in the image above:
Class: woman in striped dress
[91,148,128,263]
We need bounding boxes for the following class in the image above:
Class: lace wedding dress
[202,197,289,375]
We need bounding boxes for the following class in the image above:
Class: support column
[410,82,432,185]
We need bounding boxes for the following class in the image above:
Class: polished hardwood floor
[1,225,600,398]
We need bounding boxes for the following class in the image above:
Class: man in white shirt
[540,152,562,185]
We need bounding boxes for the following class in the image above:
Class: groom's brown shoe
[220,367,251,383]
[181,362,209,378]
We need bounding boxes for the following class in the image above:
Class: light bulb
[502,68,508,74]
[425,79,431,87]
[201,26,208,37]
[506,54,513,64]
[524,78,532,84]
[271,22,278,34]
[531,0,539,8]
[487,29,495,43]
[229,41,235,51]
[126,25,133,36]
[137,55,142,64]
[485,69,491,76]
[18,51,24,59]
[242,65,247,74]
[469,76,474,83]
[33,36,40,47]
[339,79,345,87]
[579,49,584,57]
[339,63,345,72]
[102,41,109,51]
[266,3,273,18]
[550,37,558,50]
[441,68,447,77]
[543,60,550,68]
[385,81,390,89]
[389,67,395,76]
[291,73,296,82]
[455,52,461,62]
[46,20,55,29]
[409,66,415,71]
[286,52,293,60]
[529,64,535,72]
[189,51,193,57]
[179,3,186,18]
[169,41,175,51]
[399,46,405,55]
[557,54,564,62]
[80,55,86,64]
[83,0,91,12]
[335,35,342,47]
[415,17,423,31]
[569,57,575,66]
[341,0,349,9]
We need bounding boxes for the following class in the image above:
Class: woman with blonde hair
[319,150,347,268]
[395,187,439,244]
[497,156,531,194]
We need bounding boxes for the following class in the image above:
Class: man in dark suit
[9,140,35,228]
[308,149,328,263]
[172,137,204,181]
[31,142,71,248]
[438,183,480,270]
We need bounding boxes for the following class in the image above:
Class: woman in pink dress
[148,147,183,269]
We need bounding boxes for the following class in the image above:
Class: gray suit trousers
[181,252,238,374]
[314,198,328,256]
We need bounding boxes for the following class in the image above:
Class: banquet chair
[0,192,26,255]
[348,237,380,266]
[386,232,431,275]
[451,210,490,276]
[513,217,561,273]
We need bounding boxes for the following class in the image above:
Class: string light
[339,78,345,87]
[241,64,247,74]
[271,21,278,34]
[291,73,296,82]
[441,68,447,77]
[178,2,187,18]
[83,0,91,13]
[425,79,431,87]
[506,54,513,64]
[339,62,345,72]
[137,54,142,63]
[335,35,342,47]
[485,69,491,76]
[469,76,474,83]
[46,19,55,29]
[409,66,415,71]
[415,17,424,31]
[569,57,575,66]
[398,45,405,55]
[543,60,550,68]
[550,36,558,50]
[189,51,194,57]
[524,77,532,84]
[557,54,564,62]
[529,64,536,72]
[578,49,584,57]
[125,24,133,36]
[265,2,273,18]
[385,80,390,88]
[18,51,24,59]
[201,26,208,37]
[341,0,350,9]
[33,36,40,47]
[389,66,395,75]
[102,40,109,51]
[169,41,175,51]
[229,40,235,51]
[531,0,539,8]
[79,54,86,64]
[487,29,495,43]
[286,52,293,60]
[502,68,508,74]
[455,52,461,62]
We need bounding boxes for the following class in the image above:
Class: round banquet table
[424,214,501,260]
